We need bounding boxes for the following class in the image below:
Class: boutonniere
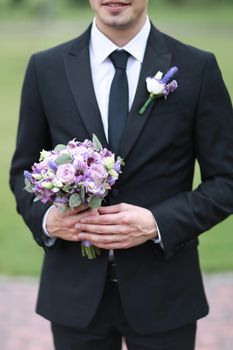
[139,66,178,115]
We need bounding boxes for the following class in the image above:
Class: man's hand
[74,203,158,249]
[46,205,98,241]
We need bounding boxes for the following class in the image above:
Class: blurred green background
[1,0,233,276]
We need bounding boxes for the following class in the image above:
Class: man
[10,0,233,349]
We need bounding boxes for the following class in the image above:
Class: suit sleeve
[151,53,233,259]
[9,54,52,248]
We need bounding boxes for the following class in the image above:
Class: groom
[10,0,233,349]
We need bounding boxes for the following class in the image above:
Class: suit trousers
[51,277,197,350]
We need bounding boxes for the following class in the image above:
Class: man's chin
[101,16,133,30]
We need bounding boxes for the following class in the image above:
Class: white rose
[146,77,165,95]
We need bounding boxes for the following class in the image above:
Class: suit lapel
[63,27,108,148]
[63,25,172,158]
[118,26,172,160]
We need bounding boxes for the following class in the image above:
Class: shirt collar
[90,17,151,64]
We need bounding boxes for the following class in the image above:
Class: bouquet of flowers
[24,134,124,259]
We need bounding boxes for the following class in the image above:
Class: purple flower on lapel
[139,67,178,115]
[161,66,178,84]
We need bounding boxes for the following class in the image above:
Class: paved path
[0,273,233,350]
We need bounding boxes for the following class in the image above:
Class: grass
[0,4,233,276]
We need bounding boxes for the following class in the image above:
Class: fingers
[95,242,131,249]
[78,232,125,245]
[98,203,132,215]
[55,204,88,218]
[79,213,123,225]
[46,206,98,240]
[77,232,135,250]
[76,222,128,235]
[47,203,136,243]
[77,208,99,221]
[48,227,81,242]
[57,208,98,228]
[57,233,80,242]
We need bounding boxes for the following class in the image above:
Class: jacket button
[111,188,119,198]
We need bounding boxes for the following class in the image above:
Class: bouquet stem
[81,242,101,259]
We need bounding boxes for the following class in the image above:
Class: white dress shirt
[43,17,162,247]
[90,17,151,140]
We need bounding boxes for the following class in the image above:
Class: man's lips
[102,2,130,10]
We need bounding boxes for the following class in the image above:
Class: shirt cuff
[42,206,57,247]
[151,221,164,249]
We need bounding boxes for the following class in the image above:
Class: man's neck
[95,17,147,47]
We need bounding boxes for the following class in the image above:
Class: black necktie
[108,50,129,153]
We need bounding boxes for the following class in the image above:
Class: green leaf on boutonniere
[92,134,103,151]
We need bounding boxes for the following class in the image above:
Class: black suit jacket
[10,24,233,333]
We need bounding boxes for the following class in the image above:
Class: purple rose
[88,163,108,185]
[56,164,75,184]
